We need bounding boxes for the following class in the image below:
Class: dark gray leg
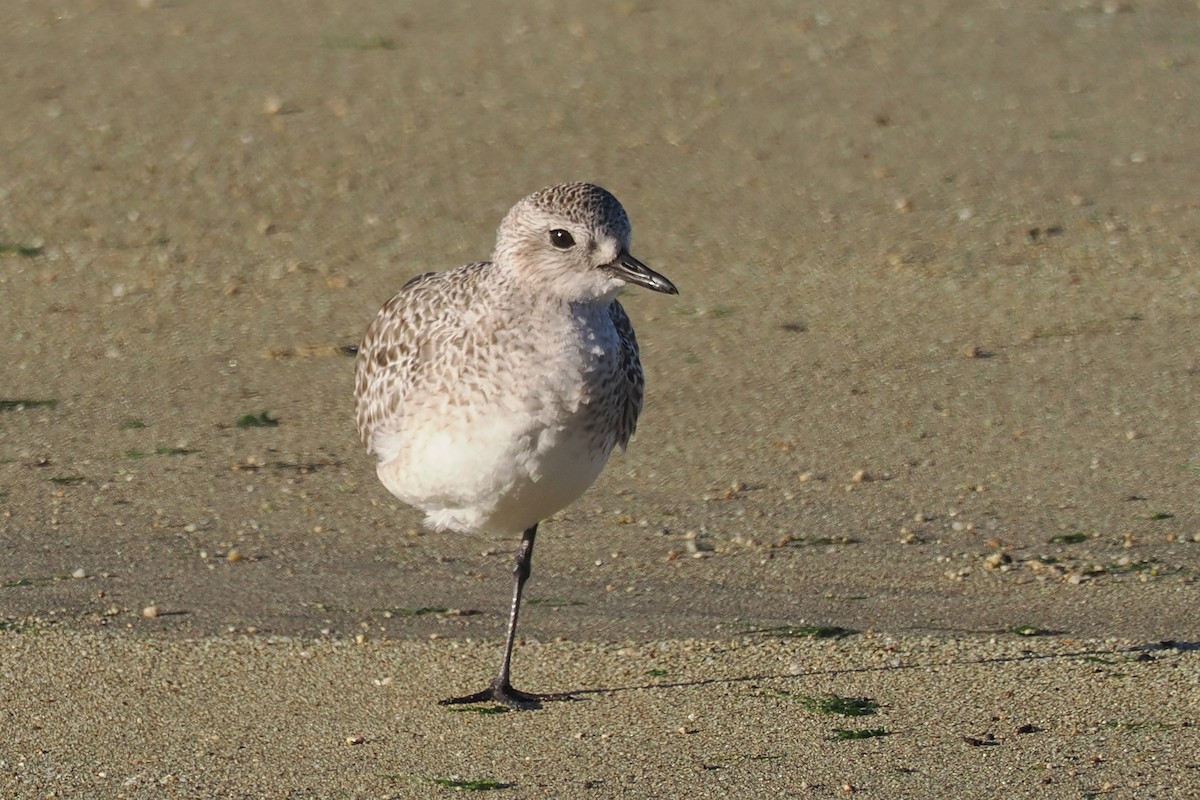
[439,524,572,709]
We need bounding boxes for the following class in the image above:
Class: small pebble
[984,552,1011,570]
[226,549,243,563]
[72,568,87,579]
[142,606,159,619]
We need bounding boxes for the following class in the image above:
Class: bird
[354,182,677,708]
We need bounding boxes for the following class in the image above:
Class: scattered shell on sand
[984,552,1012,570]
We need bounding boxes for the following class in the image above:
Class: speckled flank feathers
[354,182,676,537]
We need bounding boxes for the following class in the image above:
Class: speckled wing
[354,265,485,456]
[608,299,645,450]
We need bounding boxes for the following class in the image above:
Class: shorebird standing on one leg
[354,183,677,708]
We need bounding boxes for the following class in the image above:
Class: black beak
[604,251,678,295]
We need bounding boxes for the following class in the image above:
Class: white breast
[374,302,622,534]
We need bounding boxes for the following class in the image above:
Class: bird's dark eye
[549,229,575,250]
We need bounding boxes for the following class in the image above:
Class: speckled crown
[522,182,630,234]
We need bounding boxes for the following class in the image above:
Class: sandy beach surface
[2,1,1198,797]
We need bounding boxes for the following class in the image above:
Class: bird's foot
[438,679,575,710]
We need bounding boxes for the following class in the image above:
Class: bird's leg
[440,524,573,709]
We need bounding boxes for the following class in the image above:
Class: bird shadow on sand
[553,639,1196,705]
